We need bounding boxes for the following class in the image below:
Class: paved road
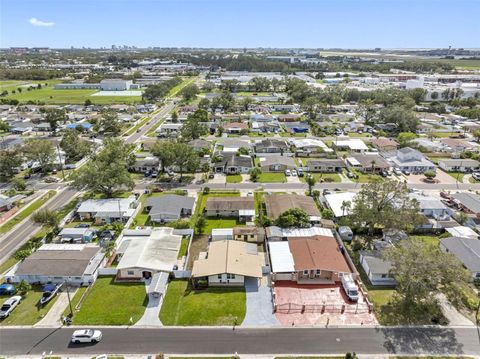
[0,188,78,267]
[0,327,479,356]
[125,102,175,144]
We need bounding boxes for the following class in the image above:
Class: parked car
[44,177,60,183]
[75,223,90,228]
[0,296,22,318]
[472,172,480,181]
[284,169,291,176]
[297,169,304,177]
[71,329,103,344]
[402,169,411,175]
[393,168,402,176]
[347,171,356,178]
[291,169,298,177]
[380,170,388,178]
[0,284,17,296]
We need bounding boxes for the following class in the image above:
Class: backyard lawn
[258,172,286,183]
[226,174,243,183]
[72,276,147,325]
[0,286,59,325]
[177,236,190,259]
[160,280,246,325]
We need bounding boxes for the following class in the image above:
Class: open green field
[160,280,246,325]
[71,276,147,325]
[0,285,59,325]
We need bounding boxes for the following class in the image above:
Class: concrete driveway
[135,280,163,327]
[242,277,279,327]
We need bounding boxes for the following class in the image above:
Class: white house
[438,159,480,173]
[333,138,368,153]
[211,228,234,241]
[387,147,436,173]
[359,250,396,286]
[76,196,138,224]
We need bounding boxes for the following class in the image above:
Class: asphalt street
[0,327,479,356]
[0,188,78,267]
[125,102,175,144]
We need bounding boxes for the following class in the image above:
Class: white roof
[117,227,182,272]
[212,228,233,236]
[334,138,368,151]
[239,209,256,216]
[278,227,334,238]
[58,228,93,236]
[38,243,87,251]
[324,192,357,217]
[346,157,361,166]
[290,138,333,153]
[77,196,136,217]
[446,226,478,240]
[268,241,295,273]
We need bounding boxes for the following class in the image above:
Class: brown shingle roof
[264,194,320,220]
[205,197,254,212]
[288,236,352,273]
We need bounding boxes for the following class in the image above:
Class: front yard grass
[62,286,87,317]
[72,276,147,325]
[258,172,286,183]
[226,174,242,183]
[160,280,246,326]
[300,173,341,183]
[0,285,59,325]
[351,169,384,183]
[446,171,466,183]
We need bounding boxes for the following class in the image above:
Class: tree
[198,98,210,110]
[151,140,176,173]
[60,129,91,162]
[180,84,199,102]
[321,208,334,220]
[12,177,26,191]
[249,167,261,182]
[71,138,135,197]
[356,100,378,126]
[0,119,10,132]
[14,249,32,261]
[44,108,67,134]
[409,88,427,104]
[349,180,420,235]
[379,106,418,133]
[275,208,311,228]
[454,211,469,225]
[97,109,122,137]
[397,132,417,148]
[171,110,179,123]
[473,129,480,142]
[424,170,436,181]
[23,138,56,174]
[383,237,470,313]
[32,209,59,227]
[172,142,199,180]
[430,91,439,100]
[17,280,31,294]
[0,149,23,179]
[305,175,317,196]
[84,99,93,106]
[195,215,206,234]
[181,109,208,140]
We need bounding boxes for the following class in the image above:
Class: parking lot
[273,281,378,326]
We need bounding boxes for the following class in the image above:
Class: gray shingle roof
[440,237,480,272]
[360,250,392,274]
[145,195,195,216]
[451,192,480,214]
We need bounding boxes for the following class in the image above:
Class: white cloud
[29,17,55,27]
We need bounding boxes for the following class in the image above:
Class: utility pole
[65,281,73,317]
[56,144,66,180]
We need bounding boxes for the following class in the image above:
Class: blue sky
[1,0,479,48]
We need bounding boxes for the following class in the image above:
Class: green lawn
[446,171,466,183]
[226,174,243,183]
[177,237,190,259]
[411,235,440,247]
[0,286,59,325]
[204,218,243,234]
[72,276,147,325]
[300,173,341,183]
[62,286,87,318]
[0,190,56,235]
[258,172,286,183]
[160,280,246,325]
[124,116,151,136]
[351,169,384,183]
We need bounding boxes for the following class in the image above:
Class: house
[440,138,477,153]
[259,155,296,172]
[284,122,310,134]
[129,156,160,173]
[451,192,480,215]
[213,152,253,174]
[268,236,354,284]
[333,138,368,153]
[371,138,399,152]
[440,237,480,280]
[290,138,333,154]
[7,243,104,285]
[156,123,183,137]
[410,193,453,218]
[211,228,234,241]
[264,194,321,222]
[188,139,211,152]
[205,197,255,221]
[58,228,95,243]
[387,147,436,173]
[307,159,345,173]
[359,250,396,286]
[445,226,479,240]
[218,138,252,153]
[233,226,264,243]
[223,122,248,134]
[348,154,390,173]
[255,138,289,154]
[412,138,445,152]
[265,226,334,241]
[76,196,138,224]
[116,227,182,280]
[323,192,357,218]
[192,240,263,286]
[144,195,195,223]
[438,159,480,173]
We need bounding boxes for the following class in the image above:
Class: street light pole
[65,281,73,317]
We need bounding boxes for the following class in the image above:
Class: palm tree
[341,200,351,217]
[306,175,317,196]
[370,159,377,176]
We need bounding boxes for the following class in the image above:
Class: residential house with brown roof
[259,155,296,172]
[205,197,255,221]
[264,194,320,221]
[371,138,399,152]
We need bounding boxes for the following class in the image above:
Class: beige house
[192,240,263,286]
[233,226,264,243]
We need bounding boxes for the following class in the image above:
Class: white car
[71,329,103,344]
[284,169,291,176]
[0,296,22,318]
[291,170,298,176]
[393,168,402,176]
[472,172,480,181]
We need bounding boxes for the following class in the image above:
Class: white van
[341,274,359,302]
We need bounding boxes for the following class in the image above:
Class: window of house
[127,270,134,275]
[303,270,309,275]
[218,274,222,279]
[231,274,235,279]
[381,274,388,278]
[315,269,321,276]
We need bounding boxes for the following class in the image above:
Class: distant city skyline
[1,0,479,49]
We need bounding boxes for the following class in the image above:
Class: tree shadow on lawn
[378,297,448,326]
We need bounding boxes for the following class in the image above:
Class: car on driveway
[284,169,291,176]
[0,284,17,296]
[0,296,22,318]
[393,167,402,176]
[472,172,480,181]
[291,169,298,176]
[71,329,103,343]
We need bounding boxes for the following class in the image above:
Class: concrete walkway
[436,293,475,326]
[35,288,77,327]
[242,277,279,327]
[135,280,163,327]
[463,174,472,184]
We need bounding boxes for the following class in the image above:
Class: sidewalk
[35,288,78,327]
